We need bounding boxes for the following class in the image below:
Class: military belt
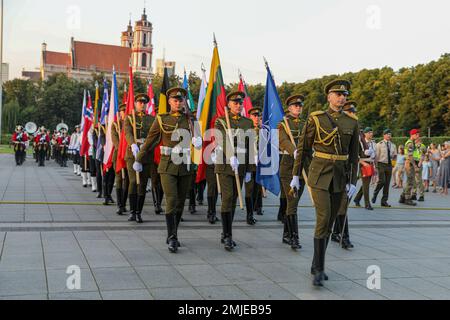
[160,146,191,156]
[314,151,348,161]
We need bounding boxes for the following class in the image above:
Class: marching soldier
[331,101,359,249]
[215,91,254,251]
[125,93,155,224]
[278,95,306,250]
[35,127,50,167]
[135,88,202,253]
[291,80,359,287]
[70,125,82,176]
[87,125,98,193]
[57,129,70,167]
[11,125,28,166]
[244,107,263,225]
[112,104,129,215]
[206,146,219,224]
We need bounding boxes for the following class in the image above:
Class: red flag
[80,91,93,157]
[238,73,254,117]
[116,67,135,173]
[146,81,156,116]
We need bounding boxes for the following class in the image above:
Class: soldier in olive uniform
[124,93,155,224]
[278,95,306,250]
[135,88,202,253]
[331,101,358,249]
[291,80,359,287]
[215,91,255,251]
[206,149,220,224]
[244,107,263,226]
[112,104,129,215]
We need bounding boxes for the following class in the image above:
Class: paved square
[1,154,450,300]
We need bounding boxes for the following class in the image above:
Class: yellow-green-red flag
[196,38,227,183]
[158,68,170,114]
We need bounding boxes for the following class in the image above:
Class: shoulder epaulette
[310,111,325,117]
[343,111,359,121]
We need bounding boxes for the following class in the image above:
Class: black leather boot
[288,215,302,250]
[122,187,129,213]
[166,214,178,253]
[155,185,164,214]
[116,188,124,215]
[136,195,146,224]
[405,199,417,206]
[399,194,406,204]
[221,213,233,251]
[312,238,327,287]
[245,198,256,225]
[339,215,354,249]
[331,218,341,243]
[189,189,197,214]
[277,198,287,222]
[282,215,290,245]
[128,194,137,222]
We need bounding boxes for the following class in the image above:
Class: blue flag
[256,65,285,196]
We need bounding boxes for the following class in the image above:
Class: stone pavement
[0,154,450,300]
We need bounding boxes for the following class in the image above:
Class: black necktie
[387,142,392,166]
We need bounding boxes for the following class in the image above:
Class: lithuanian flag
[196,39,227,183]
[158,67,171,114]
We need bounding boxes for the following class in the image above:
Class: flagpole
[129,63,140,185]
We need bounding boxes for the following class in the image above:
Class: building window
[142,53,147,68]
[143,33,147,46]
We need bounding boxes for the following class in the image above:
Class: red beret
[410,129,420,136]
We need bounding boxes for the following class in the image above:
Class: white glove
[290,176,300,190]
[192,137,203,149]
[131,144,140,158]
[294,149,298,160]
[133,161,143,173]
[346,184,357,199]
[245,172,252,183]
[211,151,217,164]
[230,156,239,174]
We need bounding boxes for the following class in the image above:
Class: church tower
[131,8,153,75]
[121,18,134,49]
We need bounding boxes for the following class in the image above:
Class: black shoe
[331,233,341,243]
[365,205,374,211]
[371,195,377,204]
[341,237,354,249]
[103,196,114,206]
[399,195,406,204]
[354,200,361,207]
[136,214,143,224]
[381,202,392,208]
[128,213,136,222]
[418,196,424,202]
[282,218,290,245]
[405,199,417,206]
[411,195,417,201]
[255,208,263,216]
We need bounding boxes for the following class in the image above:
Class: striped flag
[196,38,227,183]
[103,70,119,173]
[196,67,208,120]
[183,70,196,112]
[80,91,94,157]
[158,67,170,114]
[96,80,109,161]
[146,80,156,116]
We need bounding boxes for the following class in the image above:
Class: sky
[3,0,450,84]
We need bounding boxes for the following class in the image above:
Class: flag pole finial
[213,33,218,47]
[263,57,269,69]
[95,81,99,89]
[201,63,206,72]
[238,69,242,80]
